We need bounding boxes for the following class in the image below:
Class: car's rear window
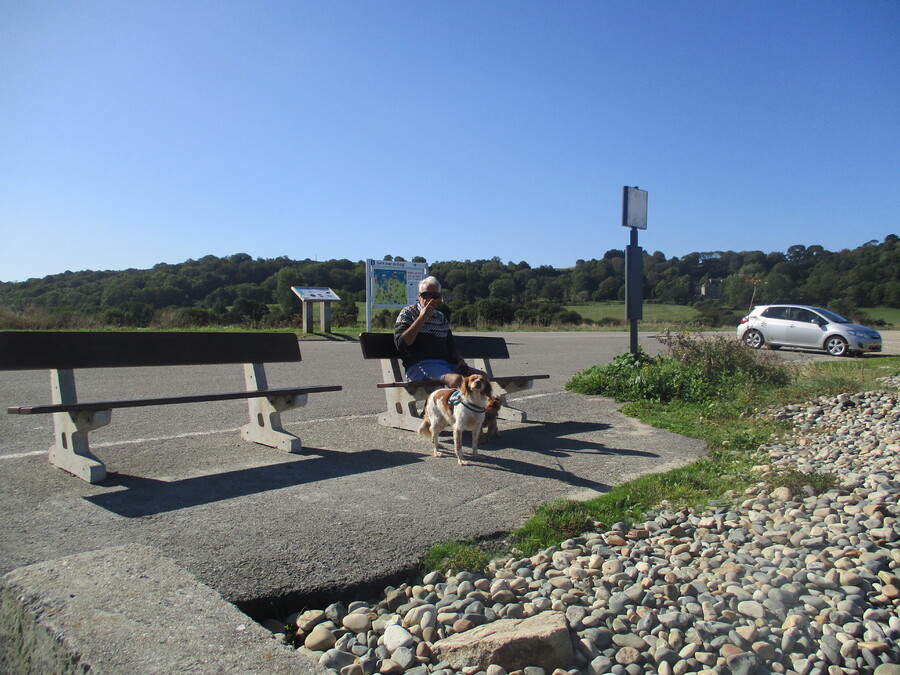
[761,307,788,319]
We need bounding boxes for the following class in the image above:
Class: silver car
[737,304,882,357]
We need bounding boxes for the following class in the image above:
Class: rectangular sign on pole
[365,259,429,332]
[622,186,648,354]
[622,186,648,230]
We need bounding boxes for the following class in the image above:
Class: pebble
[268,384,900,674]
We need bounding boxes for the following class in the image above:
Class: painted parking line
[1,393,567,461]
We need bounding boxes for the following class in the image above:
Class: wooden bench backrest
[0,331,302,371]
[359,332,510,361]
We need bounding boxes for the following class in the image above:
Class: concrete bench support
[466,357,534,423]
[49,368,110,484]
[241,362,304,453]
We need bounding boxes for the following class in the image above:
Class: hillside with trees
[1,236,897,330]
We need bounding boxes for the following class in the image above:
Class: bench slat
[359,332,510,360]
[7,385,342,415]
[376,374,550,389]
[0,331,303,371]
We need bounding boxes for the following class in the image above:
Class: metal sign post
[622,186,648,355]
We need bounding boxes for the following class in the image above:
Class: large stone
[305,625,337,651]
[343,613,373,634]
[383,624,415,653]
[431,611,573,671]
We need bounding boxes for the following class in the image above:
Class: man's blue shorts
[405,359,460,382]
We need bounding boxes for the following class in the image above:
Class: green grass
[422,540,491,575]
[860,307,900,328]
[563,301,700,325]
[421,349,900,571]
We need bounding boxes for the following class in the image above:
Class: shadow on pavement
[483,420,656,457]
[85,419,658,518]
[472,420,657,491]
[85,447,424,518]
[475,453,613,492]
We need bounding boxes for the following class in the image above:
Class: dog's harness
[448,389,486,414]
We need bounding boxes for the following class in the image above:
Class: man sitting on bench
[394,276,479,387]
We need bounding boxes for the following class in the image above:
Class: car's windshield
[813,307,849,324]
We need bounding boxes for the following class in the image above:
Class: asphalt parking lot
[0,331,896,616]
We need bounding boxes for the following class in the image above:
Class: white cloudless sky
[1,0,898,281]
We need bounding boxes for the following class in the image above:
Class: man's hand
[420,297,439,320]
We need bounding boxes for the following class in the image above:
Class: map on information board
[373,269,410,306]
[366,259,428,309]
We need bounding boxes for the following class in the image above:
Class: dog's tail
[417,417,431,436]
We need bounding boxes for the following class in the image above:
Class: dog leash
[448,389,486,414]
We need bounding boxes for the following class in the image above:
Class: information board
[291,287,341,302]
[365,259,429,331]
[366,260,428,308]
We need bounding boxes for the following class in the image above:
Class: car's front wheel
[743,329,764,349]
[824,335,849,357]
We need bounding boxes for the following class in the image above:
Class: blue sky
[1,1,898,282]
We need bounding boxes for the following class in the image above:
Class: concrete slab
[0,543,324,674]
[0,389,708,619]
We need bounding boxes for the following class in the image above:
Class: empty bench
[359,332,549,432]
[2,331,342,483]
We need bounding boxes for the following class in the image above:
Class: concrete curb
[0,544,325,674]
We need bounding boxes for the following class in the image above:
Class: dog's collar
[448,389,486,414]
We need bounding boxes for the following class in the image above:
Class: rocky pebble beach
[265,377,900,675]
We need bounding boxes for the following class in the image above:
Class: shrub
[103,302,155,327]
[567,334,793,403]
[331,294,360,327]
[0,306,103,329]
[598,317,624,327]
[371,309,397,329]
[690,301,741,327]
[551,310,582,325]
[152,307,219,328]
[227,298,268,324]
[658,331,792,386]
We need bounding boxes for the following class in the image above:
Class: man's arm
[393,306,415,352]
[400,298,439,346]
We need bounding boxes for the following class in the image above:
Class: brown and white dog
[418,374,493,465]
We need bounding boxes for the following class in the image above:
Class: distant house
[699,279,722,299]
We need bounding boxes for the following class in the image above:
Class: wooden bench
[2,331,342,483]
[359,332,549,432]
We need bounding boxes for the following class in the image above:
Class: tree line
[1,235,896,330]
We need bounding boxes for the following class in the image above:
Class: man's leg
[442,372,463,388]
[407,360,461,386]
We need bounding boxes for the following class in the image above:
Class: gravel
[266,378,900,675]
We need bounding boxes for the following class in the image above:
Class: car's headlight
[848,329,879,339]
